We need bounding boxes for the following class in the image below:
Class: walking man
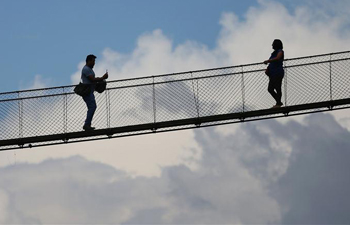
[81,54,108,131]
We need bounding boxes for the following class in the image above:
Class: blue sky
[1,0,350,223]
[0,0,321,92]
[1,0,261,92]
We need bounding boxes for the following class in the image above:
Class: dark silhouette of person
[81,54,108,131]
[264,39,284,108]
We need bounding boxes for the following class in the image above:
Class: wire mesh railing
[1,50,350,150]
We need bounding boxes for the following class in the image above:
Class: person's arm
[263,51,284,64]
[87,72,108,82]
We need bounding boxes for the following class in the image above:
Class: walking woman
[264,39,284,108]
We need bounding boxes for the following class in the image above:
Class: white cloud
[2,0,350,177]
[1,113,350,224]
[0,189,9,223]
[72,29,226,84]
[24,74,52,90]
[2,1,350,223]
[271,113,350,223]
[0,1,350,223]
[0,149,281,224]
[9,129,201,177]
[218,0,350,65]
[70,0,350,174]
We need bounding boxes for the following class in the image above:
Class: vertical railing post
[18,92,23,147]
[105,89,111,129]
[196,77,200,119]
[63,87,68,134]
[17,92,20,140]
[241,66,245,113]
[284,62,287,107]
[63,87,69,143]
[152,76,156,130]
[108,89,111,129]
[195,74,200,118]
[191,72,200,126]
[329,53,333,102]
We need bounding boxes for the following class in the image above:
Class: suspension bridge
[1,51,350,151]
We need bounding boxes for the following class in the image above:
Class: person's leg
[83,92,97,127]
[268,77,279,104]
[275,76,283,105]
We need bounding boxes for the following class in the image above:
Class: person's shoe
[271,104,283,109]
[83,125,95,131]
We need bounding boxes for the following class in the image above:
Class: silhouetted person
[264,39,284,108]
[81,54,108,131]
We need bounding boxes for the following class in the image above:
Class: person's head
[86,54,97,68]
[272,39,283,50]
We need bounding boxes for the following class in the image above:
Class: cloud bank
[9,0,349,176]
[71,0,350,84]
[1,113,350,224]
[2,0,350,175]
[1,1,350,223]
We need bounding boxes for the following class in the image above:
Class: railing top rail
[3,56,350,103]
[1,50,349,96]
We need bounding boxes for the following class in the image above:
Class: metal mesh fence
[1,51,350,150]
